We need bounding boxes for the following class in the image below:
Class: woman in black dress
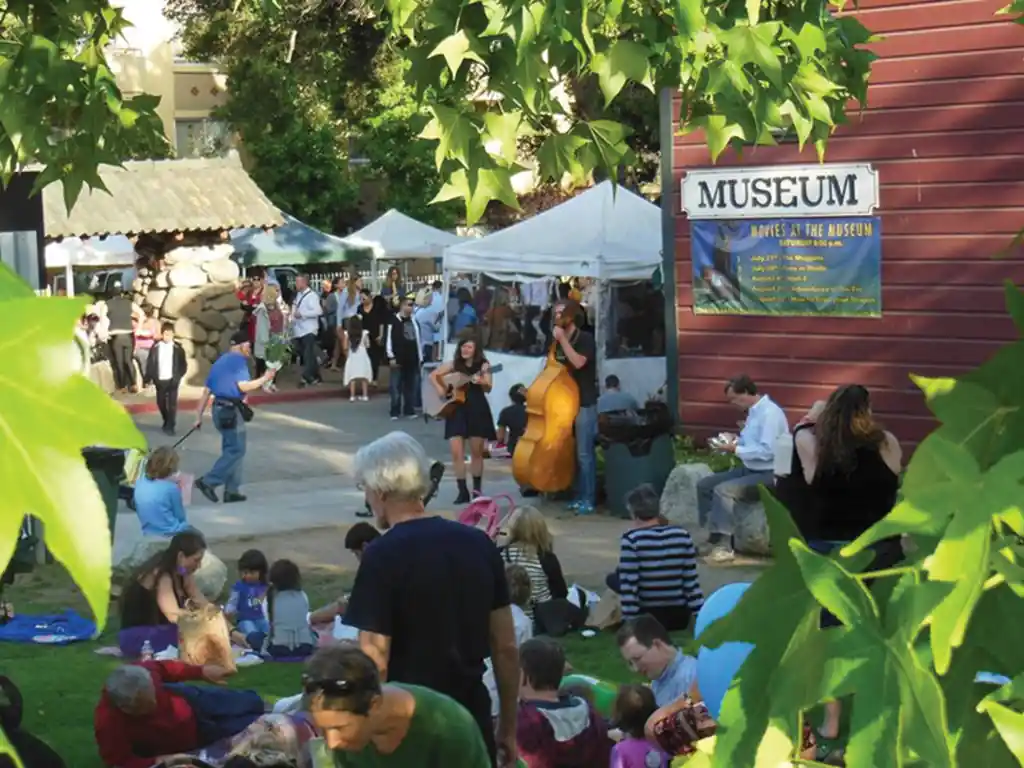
[430,336,496,503]
[357,289,387,384]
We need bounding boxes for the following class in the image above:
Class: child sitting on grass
[225,549,270,650]
[265,559,315,659]
[610,684,669,768]
[486,565,534,719]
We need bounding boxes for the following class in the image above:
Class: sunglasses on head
[302,674,370,698]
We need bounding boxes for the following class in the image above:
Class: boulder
[201,343,220,361]
[194,551,228,602]
[168,264,209,288]
[208,291,243,312]
[204,281,238,298]
[131,277,145,294]
[207,330,221,346]
[162,286,204,319]
[734,500,771,556]
[660,463,713,540]
[202,258,240,284]
[174,317,208,344]
[197,308,229,332]
[144,289,168,312]
[178,338,196,357]
[154,271,171,289]
[222,309,245,329]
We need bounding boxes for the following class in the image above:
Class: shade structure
[44,235,137,269]
[231,212,364,267]
[339,208,466,259]
[444,181,661,281]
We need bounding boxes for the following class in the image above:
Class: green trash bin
[82,447,127,543]
[599,405,676,519]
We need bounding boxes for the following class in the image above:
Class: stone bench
[659,462,771,556]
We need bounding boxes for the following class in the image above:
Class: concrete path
[117,397,766,593]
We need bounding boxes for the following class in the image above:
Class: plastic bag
[178,603,236,673]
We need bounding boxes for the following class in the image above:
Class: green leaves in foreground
[0,265,145,632]
[339,0,880,222]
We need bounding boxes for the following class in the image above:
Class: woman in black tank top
[792,384,903,750]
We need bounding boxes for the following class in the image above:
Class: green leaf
[0,728,23,768]
[591,39,651,105]
[0,263,35,299]
[700,115,748,161]
[977,701,1024,760]
[0,296,145,631]
[672,0,706,37]
[745,0,760,24]
[720,22,784,90]
[423,105,477,169]
[482,111,522,165]
[428,30,485,76]
[535,133,587,183]
[790,540,881,631]
[1005,281,1024,336]
[574,119,633,177]
[911,376,1007,452]
[432,165,519,225]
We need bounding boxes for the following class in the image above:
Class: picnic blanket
[153,713,317,767]
[0,611,95,644]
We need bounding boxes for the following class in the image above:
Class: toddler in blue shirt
[225,549,270,649]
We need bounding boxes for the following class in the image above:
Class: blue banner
[691,217,882,317]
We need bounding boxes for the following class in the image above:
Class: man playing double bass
[551,299,599,515]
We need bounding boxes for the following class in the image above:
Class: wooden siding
[670,0,1024,444]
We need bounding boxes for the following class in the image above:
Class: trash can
[598,404,676,519]
[82,448,127,542]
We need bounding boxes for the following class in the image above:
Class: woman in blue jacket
[133,446,190,538]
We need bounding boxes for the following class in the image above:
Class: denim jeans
[163,684,263,746]
[238,617,270,651]
[298,333,318,383]
[389,365,416,417]
[574,405,598,505]
[697,465,773,537]
[203,402,247,493]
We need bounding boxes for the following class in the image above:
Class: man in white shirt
[698,374,790,563]
[290,274,323,387]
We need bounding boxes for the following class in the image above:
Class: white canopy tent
[45,236,137,296]
[441,181,666,417]
[340,208,467,290]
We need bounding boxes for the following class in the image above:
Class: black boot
[472,476,482,496]
[454,479,470,504]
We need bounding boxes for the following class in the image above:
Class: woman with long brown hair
[430,335,495,502]
[332,275,362,369]
[792,383,902,755]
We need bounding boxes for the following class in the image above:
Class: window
[174,119,230,158]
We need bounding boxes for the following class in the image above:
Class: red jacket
[94,660,205,768]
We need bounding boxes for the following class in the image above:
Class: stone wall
[131,243,245,385]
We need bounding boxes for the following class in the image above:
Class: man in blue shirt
[193,329,277,503]
[698,374,790,563]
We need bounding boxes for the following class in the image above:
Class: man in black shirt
[344,432,520,767]
[105,290,142,391]
[497,384,527,457]
[385,297,422,420]
[552,299,598,514]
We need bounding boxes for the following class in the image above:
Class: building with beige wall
[108,0,232,158]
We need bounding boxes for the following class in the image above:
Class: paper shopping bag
[585,589,622,630]
[178,603,237,673]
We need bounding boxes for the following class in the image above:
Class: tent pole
[65,252,74,297]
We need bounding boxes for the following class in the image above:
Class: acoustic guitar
[424,364,504,420]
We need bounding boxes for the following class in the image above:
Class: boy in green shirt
[306,644,493,767]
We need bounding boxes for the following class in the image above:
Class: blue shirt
[452,304,477,334]
[651,649,698,707]
[206,351,251,399]
[227,581,269,623]
[133,475,189,538]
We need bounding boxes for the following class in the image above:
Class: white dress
[343,330,373,385]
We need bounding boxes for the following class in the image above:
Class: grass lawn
[5,563,674,767]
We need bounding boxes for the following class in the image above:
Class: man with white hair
[94,660,262,768]
[343,431,520,768]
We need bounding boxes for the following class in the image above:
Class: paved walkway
[117,398,766,593]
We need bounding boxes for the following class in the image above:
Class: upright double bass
[512,314,580,492]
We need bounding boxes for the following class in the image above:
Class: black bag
[534,589,588,638]
[237,400,255,423]
[214,402,238,430]
[0,676,66,768]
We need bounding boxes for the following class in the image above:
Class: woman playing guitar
[430,336,495,503]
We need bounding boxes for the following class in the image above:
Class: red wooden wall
[670,0,1024,444]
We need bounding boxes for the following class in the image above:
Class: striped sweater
[618,525,704,617]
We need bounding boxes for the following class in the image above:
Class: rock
[174,317,208,343]
[660,463,714,543]
[204,281,238,298]
[201,343,220,361]
[202,258,240,284]
[178,338,195,357]
[168,264,209,288]
[208,291,243,312]
[113,538,167,582]
[207,330,220,346]
[131,277,145,294]
[165,244,234,266]
[154,271,170,289]
[197,308,229,332]
[222,309,245,329]
[138,267,151,278]
[194,551,228,602]
[162,287,204,319]
[734,499,771,556]
[144,289,167,312]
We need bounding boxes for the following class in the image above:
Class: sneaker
[390,416,399,421]
[223,492,248,504]
[407,413,418,420]
[195,478,218,504]
[705,547,736,564]
[350,395,356,402]
[360,395,369,401]
[575,503,595,516]
[566,500,582,511]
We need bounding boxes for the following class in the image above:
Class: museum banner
[690,217,882,318]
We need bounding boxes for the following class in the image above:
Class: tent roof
[339,209,466,259]
[44,235,136,268]
[444,181,661,280]
[231,213,365,267]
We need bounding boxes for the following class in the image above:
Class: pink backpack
[457,494,515,541]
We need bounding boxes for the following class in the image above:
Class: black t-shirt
[567,330,598,407]
[344,516,510,703]
[498,403,527,455]
[106,296,134,333]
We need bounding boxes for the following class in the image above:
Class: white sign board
[681,163,879,220]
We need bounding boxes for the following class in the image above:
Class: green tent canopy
[230,212,371,267]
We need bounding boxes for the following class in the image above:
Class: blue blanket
[0,611,95,644]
